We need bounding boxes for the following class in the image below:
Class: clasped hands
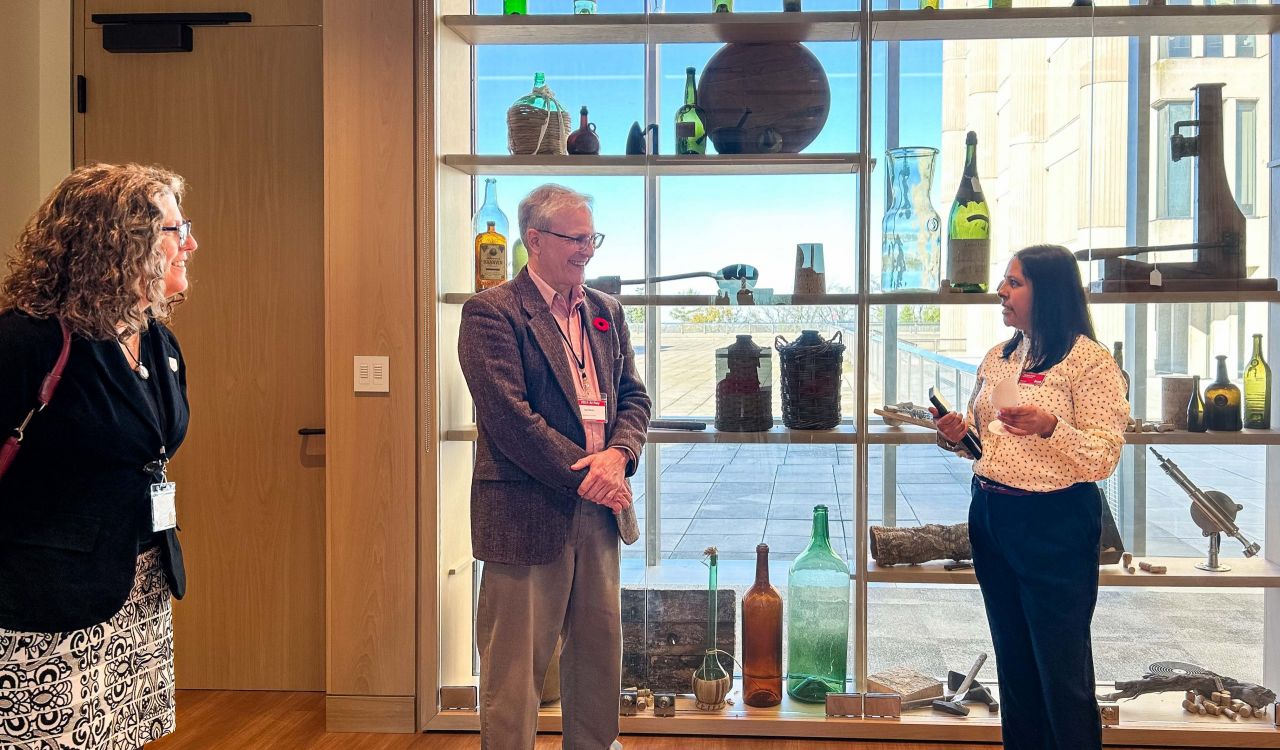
[930,405,1058,440]
[572,447,632,512]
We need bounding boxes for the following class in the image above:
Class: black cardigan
[0,311,189,633]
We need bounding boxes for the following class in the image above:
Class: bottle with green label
[675,67,707,155]
[947,131,990,293]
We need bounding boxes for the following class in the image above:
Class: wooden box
[622,587,737,693]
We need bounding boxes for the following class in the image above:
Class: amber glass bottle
[474,220,507,291]
[1205,355,1242,431]
[742,543,783,707]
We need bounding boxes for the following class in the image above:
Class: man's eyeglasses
[162,220,192,245]
[536,227,605,249]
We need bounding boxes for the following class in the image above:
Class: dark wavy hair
[1001,244,1097,371]
[1,163,187,340]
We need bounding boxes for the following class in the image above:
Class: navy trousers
[969,478,1103,750]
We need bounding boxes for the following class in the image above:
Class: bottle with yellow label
[475,220,508,291]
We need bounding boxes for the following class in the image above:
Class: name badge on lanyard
[151,482,177,532]
[1019,372,1046,386]
[580,394,608,423]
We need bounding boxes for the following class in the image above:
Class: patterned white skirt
[0,549,175,749]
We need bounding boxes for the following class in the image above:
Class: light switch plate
[354,355,389,393]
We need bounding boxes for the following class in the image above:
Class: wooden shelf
[447,424,857,445]
[442,290,1280,306]
[428,685,1280,746]
[868,556,1280,589]
[443,292,862,305]
[442,153,865,177]
[442,12,860,45]
[872,5,1280,42]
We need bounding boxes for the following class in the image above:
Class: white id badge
[151,482,177,532]
[579,396,607,423]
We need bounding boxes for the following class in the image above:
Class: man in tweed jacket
[459,184,650,750]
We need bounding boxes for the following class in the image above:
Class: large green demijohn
[785,504,850,702]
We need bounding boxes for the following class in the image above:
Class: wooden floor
[147,690,1222,750]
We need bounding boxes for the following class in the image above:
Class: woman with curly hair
[0,163,197,749]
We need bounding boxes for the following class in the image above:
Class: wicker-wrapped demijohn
[775,330,845,430]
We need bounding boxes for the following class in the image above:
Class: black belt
[975,476,1036,497]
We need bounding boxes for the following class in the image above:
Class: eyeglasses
[161,220,192,245]
[536,227,605,249]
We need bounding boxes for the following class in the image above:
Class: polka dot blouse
[943,334,1129,492]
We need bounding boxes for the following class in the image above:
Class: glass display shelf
[442,11,861,46]
[867,556,1280,588]
[443,6,1280,47]
[868,424,1280,446]
[445,423,858,445]
[443,290,1280,306]
[442,154,866,177]
[425,682,1278,747]
[872,5,1280,42]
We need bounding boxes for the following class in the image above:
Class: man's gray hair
[518,183,594,245]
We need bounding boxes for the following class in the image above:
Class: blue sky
[471,1,945,297]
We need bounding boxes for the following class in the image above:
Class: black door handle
[298,428,325,436]
[91,12,252,53]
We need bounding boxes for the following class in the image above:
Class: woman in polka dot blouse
[931,244,1129,750]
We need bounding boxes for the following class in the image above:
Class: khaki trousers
[477,500,621,750]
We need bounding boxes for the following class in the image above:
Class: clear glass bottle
[1205,355,1242,432]
[1244,334,1271,429]
[947,131,991,292]
[475,221,507,291]
[574,0,597,12]
[1187,375,1207,433]
[503,0,527,14]
[786,505,850,703]
[675,67,707,155]
[472,178,509,242]
[881,146,941,292]
[742,543,783,708]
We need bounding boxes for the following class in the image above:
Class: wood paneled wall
[323,0,420,731]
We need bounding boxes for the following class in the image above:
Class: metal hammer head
[931,697,970,716]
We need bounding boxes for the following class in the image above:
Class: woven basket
[507,103,570,156]
[775,330,845,430]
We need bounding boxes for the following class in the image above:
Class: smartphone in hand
[928,387,982,460]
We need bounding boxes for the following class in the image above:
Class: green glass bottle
[1244,334,1271,429]
[786,505,850,703]
[947,131,990,293]
[1187,375,1207,433]
[1205,355,1242,432]
[675,67,707,156]
[511,238,528,277]
[713,0,733,11]
[919,0,939,7]
[503,0,527,14]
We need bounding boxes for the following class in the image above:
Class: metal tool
[1149,448,1260,571]
[586,263,759,296]
[932,653,987,716]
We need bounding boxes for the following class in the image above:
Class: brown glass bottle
[741,543,783,707]
[1205,355,1242,431]
[1187,375,1207,433]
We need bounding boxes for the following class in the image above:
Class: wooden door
[75,1,324,690]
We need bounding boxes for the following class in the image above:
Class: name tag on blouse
[580,396,608,423]
[1019,372,1046,386]
[151,482,178,532]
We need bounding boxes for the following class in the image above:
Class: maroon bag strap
[0,320,72,480]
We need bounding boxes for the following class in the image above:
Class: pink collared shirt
[528,268,605,454]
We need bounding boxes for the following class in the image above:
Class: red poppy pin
[592,317,610,332]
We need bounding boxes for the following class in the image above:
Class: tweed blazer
[458,269,650,566]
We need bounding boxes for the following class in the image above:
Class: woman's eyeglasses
[162,220,192,244]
